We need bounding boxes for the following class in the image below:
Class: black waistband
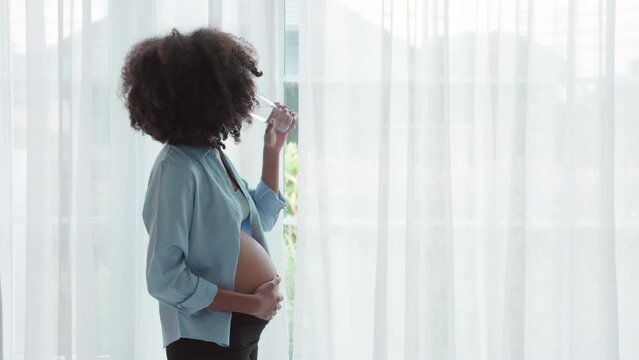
[231,311,270,324]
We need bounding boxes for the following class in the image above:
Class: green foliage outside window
[284,141,298,358]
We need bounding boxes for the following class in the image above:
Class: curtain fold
[0,0,10,356]
[294,0,639,359]
[0,1,287,359]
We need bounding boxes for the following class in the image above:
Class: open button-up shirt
[142,143,286,348]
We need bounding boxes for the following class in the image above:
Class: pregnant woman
[120,27,297,360]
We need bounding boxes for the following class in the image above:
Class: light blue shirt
[142,143,286,348]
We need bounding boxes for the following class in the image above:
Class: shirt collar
[170,143,215,161]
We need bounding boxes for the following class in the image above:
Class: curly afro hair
[120,27,263,149]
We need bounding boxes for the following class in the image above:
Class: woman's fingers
[286,116,297,132]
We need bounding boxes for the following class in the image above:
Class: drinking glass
[250,94,295,133]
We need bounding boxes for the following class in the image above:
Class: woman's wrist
[263,144,281,156]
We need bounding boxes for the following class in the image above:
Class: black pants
[166,312,270,360]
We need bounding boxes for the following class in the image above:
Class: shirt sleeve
[240,177,287,232]
[142,161,219,316]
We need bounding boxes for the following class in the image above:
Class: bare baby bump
[234,230,278,294]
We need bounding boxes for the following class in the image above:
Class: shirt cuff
[254,178,287,215]
[176,276,219,315]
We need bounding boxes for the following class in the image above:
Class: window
[283,0,299,357]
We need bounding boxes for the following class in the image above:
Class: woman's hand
[251,274,284,321]
[264,103,297,152]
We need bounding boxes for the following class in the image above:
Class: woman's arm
[261,146,280,193]
[238,174,286,232]
[143,161,218,315]
[208,288,258,314]
[245,113,293,231]
[211,277,283,320]
[261,102,296,192]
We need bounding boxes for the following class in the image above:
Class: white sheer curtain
[294,0,639,359]
[0,1,288,359]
